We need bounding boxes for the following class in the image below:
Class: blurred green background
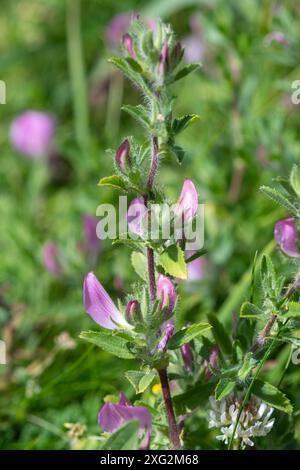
[1,0,300,449]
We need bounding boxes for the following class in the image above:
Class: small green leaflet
[131,251,147,280]
[122,104,151,130]
[172,63,200,83]
[240,301,264,319]
[168,322,211,350]
[101,420,140,450]
[290,164,300,198]
[98,175,127,191]
[238,353,256,381]
[285,301,300,318]
[159,245,187,279]
[252,379,293,415]
[125,369,156,393]
[260,185,298,215]
[172,114,200,135]
[207,313,232,356]
[79,330,134,359]
[215,378,235,401]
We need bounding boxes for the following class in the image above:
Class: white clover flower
[208,393,275,449]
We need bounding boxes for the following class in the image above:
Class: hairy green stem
[66,0,90,152]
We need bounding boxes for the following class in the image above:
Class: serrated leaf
[159,245,187,279]
[260,185,298,215]
[131,251,147,280]
[98,175,127,191]
[122,104,151,130]
[172,63,200,83]
[215,379,235,400]
[109,56,152,98]
[125,370,156,393]
[79,330,134,359]
[252,379,293,415]
[207,313,232,356]
[172,114,200,135]
[101,420,139,450]
[168,322,211,350]
[240,301,264,319]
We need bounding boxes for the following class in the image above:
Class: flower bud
[172,41,183,65]
[122,33,136,59]
[159,42,169,76]
[157,275,177,316]
[126,299,141,324]
[115,139,131,173]
[157,323,174,352]
[180,343,193,371]
[177,178,198,223]
[274,217,299,258]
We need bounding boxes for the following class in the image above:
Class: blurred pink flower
[186,250,205,282]
[10,111,56,158]
[264,31,288,47]
[274,218,300,258]
[82,215,101,258]
[99,392,152,449]
[105,13,132,49]
[42,241,61,276]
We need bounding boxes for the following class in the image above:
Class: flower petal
[274,217,299,257]
[83,272,129,329]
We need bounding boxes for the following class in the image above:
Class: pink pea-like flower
[83,272,130,330]
[186,250,205,282]
[157,323,175,352]
[10,111,56,158]
[123,33,136,59]
[274,218,300,258]
[99,392,152,449]
[127,197,147,236]
[115,138,131,173]
[42,241,62,277]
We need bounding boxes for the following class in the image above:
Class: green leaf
[173,382,214,414]
[238,352,256,380]
[252,379,293,415]
[172,114,200,135]
[215,378,235,401]
[240,301,264,319]
[122,104,151,130]
[207,313,232,356]
[101,420,140,450]
[109,56,152,98]
[290,164,300,198]
[169,144,185,164]
[168,322,211,349]
[285,301,300,318]
[131,251,147,280]
[168,322,211,350]
[79,330,134,359]
[260,185,298,215]
[125,369,156,393]
[98,175,127,191]
[159,245,187,279]
[172,63,200,83]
